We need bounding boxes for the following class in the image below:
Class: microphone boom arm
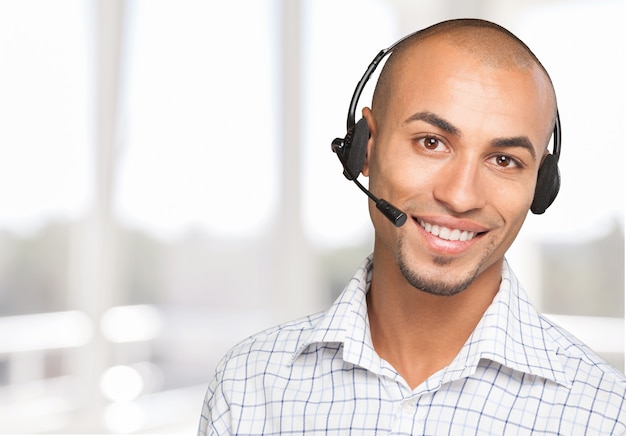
[351,177,407,228]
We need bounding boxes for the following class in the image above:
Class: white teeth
[419,220,476,242]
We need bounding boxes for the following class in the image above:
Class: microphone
[331,138,407,228]
[377,198,408,227]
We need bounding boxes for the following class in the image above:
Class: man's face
[363,40,555,296]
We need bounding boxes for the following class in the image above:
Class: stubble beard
[396,234,484,297]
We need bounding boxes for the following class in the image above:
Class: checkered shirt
[199,256,626,435]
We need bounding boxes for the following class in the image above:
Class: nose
[432,157,487,213]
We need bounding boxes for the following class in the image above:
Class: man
[199,19,626,435]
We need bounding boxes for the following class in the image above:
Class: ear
[361,107,376,177]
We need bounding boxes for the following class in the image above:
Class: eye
[418,136,446,151]
[490,154,521,169]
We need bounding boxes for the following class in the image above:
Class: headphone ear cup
[531,153,560,214]
[342,118,370,180]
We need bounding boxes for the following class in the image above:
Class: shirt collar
[291,255,571,388]
[443,260,571,387]
[290,255,383,371]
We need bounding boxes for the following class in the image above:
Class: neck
[367,250,502,389]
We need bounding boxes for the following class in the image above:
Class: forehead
[383,39,555,150]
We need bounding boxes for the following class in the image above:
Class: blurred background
[0,0,623,433]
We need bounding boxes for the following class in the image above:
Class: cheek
[495,181,535,235]
[369,163,428,204]
[500,175,537,211]
[368,144,434,198]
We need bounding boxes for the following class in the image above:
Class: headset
[331,22,561,227]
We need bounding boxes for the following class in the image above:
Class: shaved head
[372,19,557,140]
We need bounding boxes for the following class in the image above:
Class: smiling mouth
[418,219,478,242]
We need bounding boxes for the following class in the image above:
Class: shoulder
[198,312,325,434]
[226,311,323,361]
[209,311,326,389]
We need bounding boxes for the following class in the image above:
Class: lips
[418,219,477,242]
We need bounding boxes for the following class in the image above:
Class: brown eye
[495,155,512,166]
[491,154,521,169]
[423,137,440,150]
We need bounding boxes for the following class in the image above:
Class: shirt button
[401,400,416,415]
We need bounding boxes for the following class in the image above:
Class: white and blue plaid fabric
[199,256,626,435]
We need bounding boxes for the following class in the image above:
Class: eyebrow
[491,136,537,160]
[404,111,537,160]
[404,111,460,136]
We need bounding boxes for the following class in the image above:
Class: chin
[398,259,477,297]
[395,234,500,297]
